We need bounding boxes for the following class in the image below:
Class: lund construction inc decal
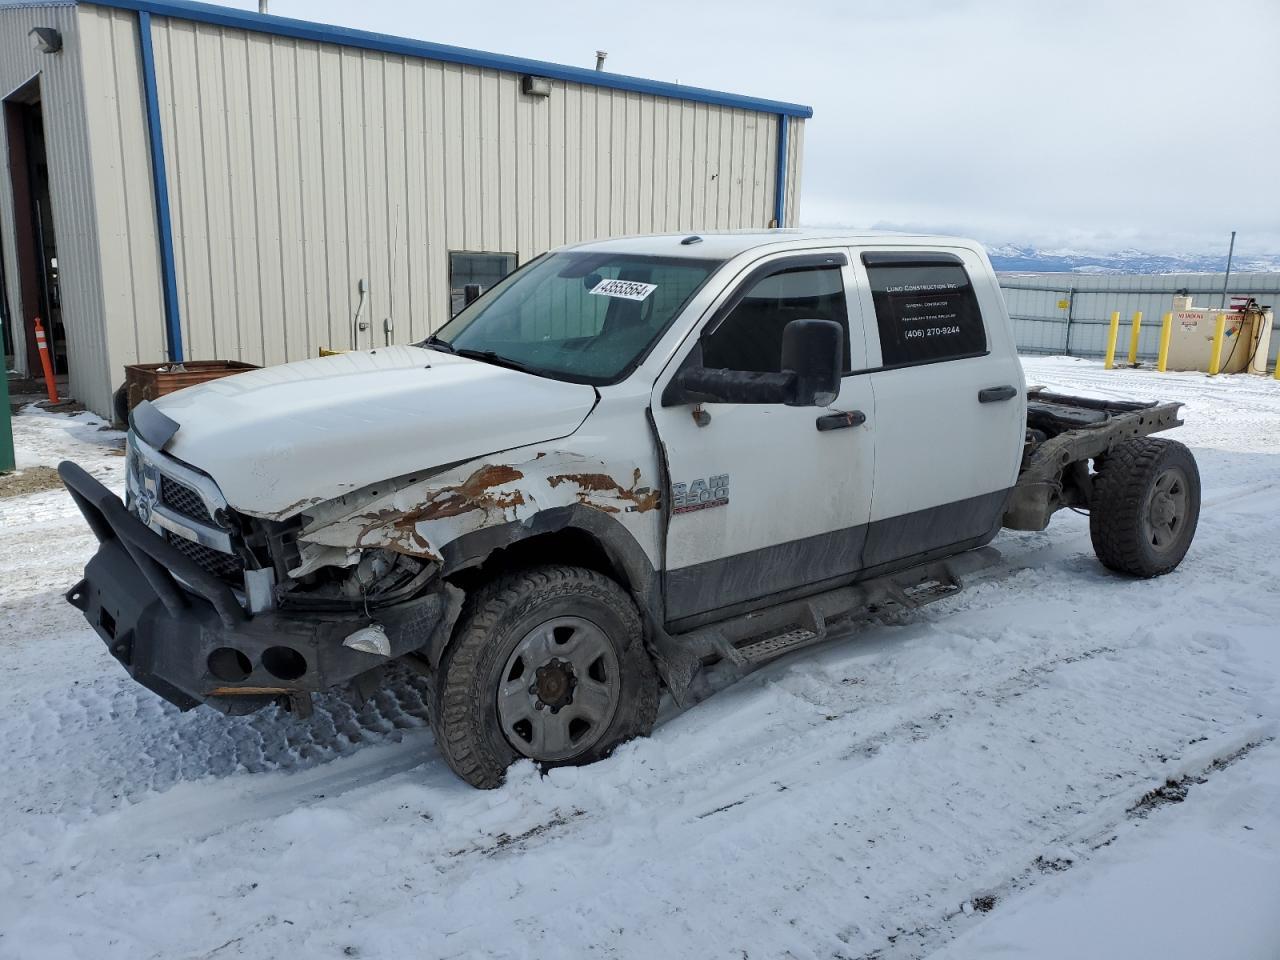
[672,475,730,514]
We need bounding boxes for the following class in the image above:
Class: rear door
[651,250,876,624]
[851,248,1024,573]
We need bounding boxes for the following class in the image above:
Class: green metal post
[1,371,14,473]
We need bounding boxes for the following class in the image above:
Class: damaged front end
[61,412,659,719]
[58,451,462,717]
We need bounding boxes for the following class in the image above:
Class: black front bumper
[59,461,449,712]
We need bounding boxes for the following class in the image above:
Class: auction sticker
[590,278,657,301]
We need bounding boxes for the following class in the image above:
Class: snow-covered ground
[1,357,1278,960]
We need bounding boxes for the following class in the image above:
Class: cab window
[863,252,987,367]
[702,264,851,373]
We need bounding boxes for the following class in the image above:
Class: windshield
[427,251,721,384]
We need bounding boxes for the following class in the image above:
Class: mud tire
[1089,437,1200,578]
[430,564,659,789]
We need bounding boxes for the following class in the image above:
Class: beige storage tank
[1165,296,1273,374]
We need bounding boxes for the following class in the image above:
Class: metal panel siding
[135,15,790,364]
[0,4,119,414]
[1001,272,1280,368]
[87,0,814,117]
[74,4,169,389]
[784,118,804,227]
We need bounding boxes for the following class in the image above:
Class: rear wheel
[1089,437,1200,578]
[430,565,659,788]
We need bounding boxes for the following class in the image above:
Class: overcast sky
[216,0,1277,256]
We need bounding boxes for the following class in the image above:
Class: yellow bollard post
[1274,348,1279,380]
[1157,312,1173,372]
[1208,313,1227,376]
[1127,310,1143,367]
[1104,311,1121,369]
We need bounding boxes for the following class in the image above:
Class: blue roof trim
[80,0,814,118]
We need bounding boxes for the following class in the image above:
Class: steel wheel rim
[1145,467,1189,552]
[496,615,621,762]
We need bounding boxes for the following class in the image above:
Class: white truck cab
[60,230,1200,788]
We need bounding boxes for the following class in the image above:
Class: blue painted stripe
[85,0,812,118]
[136,10,184,362]
[773,114,789,227]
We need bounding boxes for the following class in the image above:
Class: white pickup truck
[60,230,1200,788]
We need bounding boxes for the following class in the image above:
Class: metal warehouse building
[0,0,810,417]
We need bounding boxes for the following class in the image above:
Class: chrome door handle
[816,410,867,431]
[978,385,1017,403]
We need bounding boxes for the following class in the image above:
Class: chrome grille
[160,475,213,523]
[167,531,244,580]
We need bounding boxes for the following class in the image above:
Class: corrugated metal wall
[0,3,116,414]
[1002,272,1280,369]
[72,9,804,378]
[784,119,804,228]
[75,5,167,386]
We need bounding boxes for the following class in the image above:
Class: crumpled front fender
[292,446,661,576]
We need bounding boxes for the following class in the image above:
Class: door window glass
[703,265,851,373]
[864,255,987,366]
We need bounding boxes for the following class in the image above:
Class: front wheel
[430,565,659,788]
[1089,437,1200,578]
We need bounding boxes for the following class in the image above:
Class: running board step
[651,547,1003,707]
[897,576,963,606]
[734,626,823,664]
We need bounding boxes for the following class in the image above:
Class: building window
[863,253,987,367]
[449,251,517,316]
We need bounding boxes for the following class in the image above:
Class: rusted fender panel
[294,447,663,574]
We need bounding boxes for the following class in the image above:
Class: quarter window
[863,253,987,367]
[703,264,851,374]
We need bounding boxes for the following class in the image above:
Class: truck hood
[153,345,598,518]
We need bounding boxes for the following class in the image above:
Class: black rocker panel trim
[663,488,1010,624]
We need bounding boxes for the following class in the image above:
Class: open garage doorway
[1,230,11,370]
[4,77,66,381]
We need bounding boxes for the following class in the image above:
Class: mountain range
[986,245,1280,275]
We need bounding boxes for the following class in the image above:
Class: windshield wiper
[454,348,540,375]
[422,335,455,353]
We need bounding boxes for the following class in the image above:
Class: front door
[652,251,876,624]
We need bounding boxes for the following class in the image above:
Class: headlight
[124,435,161,518]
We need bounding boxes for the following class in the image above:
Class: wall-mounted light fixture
[521,75,551,98]
[28,27,63,54]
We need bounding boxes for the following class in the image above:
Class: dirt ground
[0,464,65,498]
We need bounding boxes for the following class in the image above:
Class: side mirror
[661,318,843,408]
[782,318,843,407]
